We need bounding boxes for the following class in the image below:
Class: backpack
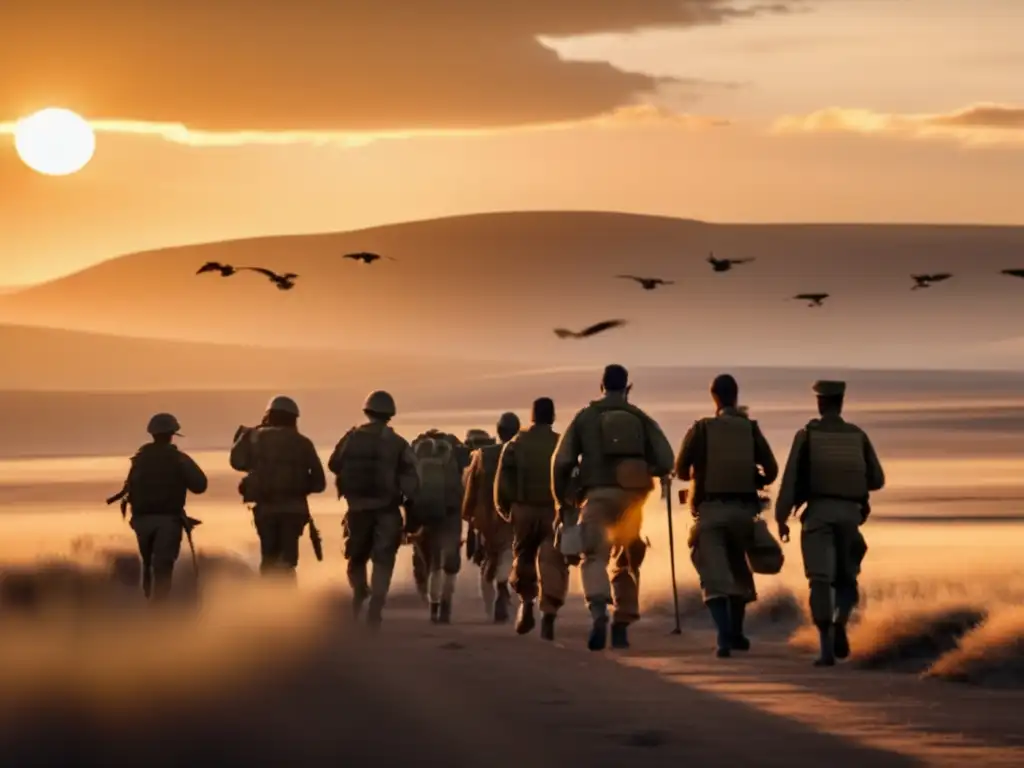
[513,429,559,506]
[247,427,311,503]
[128,443,187,515]
[415,455,451,522]
[336,426,394,500]
[596,407,650,491]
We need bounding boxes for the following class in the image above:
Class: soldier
[774,380,885,666]
[462,415,519,622]
[552,364,674,651]
[495,398,569,640]
[328,390,419,627]
[461,428,496,592]
[675,374,779,658]
[230,395,326,580]
[121,413,208,602]
[410,437,465,623]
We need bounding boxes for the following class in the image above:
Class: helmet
[464,428,493,449]
[267,395,300,417]
[363,390,396,418]
[496,412,521,437]
[147,413,182,436]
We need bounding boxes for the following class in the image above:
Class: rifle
[308,517,324,561]
[182,514,202,579]
[663,476,682,636]
[106,486,130,519]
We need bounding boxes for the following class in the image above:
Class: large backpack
[595,407,651,491]
[415,450,460,522]
[247,427,312,503]
[336,425,394,500]
[128,443,187,515]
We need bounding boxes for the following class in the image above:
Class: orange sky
[2,0,1023,286]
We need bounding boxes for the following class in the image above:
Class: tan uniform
[552,393,674,625]
[495,424,569,616]
[125,442,208,600]
[230,425,326,578]
[675,407,778,602]
[462,443,513,610]
[775,414,885,625]
[329,420,419,613]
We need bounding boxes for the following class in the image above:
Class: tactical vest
[247,426,313,503]
[127,443,187,516]
[512,427,560,506]
[702,415,757,495]
[584,402,651,491]
[806,425,868,501]
[336,423,399,502]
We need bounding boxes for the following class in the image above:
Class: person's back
[414,438,464,624]
[246,425,321,509]
[333,420,415,512]
[128,441,191,517]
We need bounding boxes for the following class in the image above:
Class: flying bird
[344,251,395,264]
[616,275,674,291]
[553,319,627,339]
[196,261,236,277]
[238,267,298,290]
[792,293,829,307]
[707,252,754,273]
[911,273,952,290]
[1001,269,1024,279]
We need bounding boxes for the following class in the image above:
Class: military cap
[812,380,846,397]
[267,395,300,417]
[147,413,182,436]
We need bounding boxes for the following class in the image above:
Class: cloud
[0,1,788,132]
[772,103,1024,146]
[0,105,730,150]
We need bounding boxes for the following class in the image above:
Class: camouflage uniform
[775,380,885,666]
[676,402,778,657]
[552,366,674,651]
[329,390,419,627]
[495,420,569,640]
[230,396,326,580]
[123,413,208,601]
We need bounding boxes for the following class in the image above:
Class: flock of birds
[195,250,1024,341]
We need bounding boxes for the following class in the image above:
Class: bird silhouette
[238,267,298,290]
[196,261,236,277]
[792,293,829,307]
[911,273,952,290]
[707,252,754,273]
[553,319,627,339]
[344,251,395,264]
[616,275,674,290]
[1001,269,1024,279]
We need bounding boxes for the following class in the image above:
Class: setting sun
[13,107,96,176]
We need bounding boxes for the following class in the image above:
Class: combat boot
[814,622,836,667]
[351,589,369,620]
[516,601,536,634]
[729,597,751,651]
[540,613,556,641]
[142,568,153,600]
[366,600,383,632]
[707,597,732,658]
[832,622,850,660]
[430,602,441,623]
[438,599,452,624]
[494,582,511,624]
[610,622,630,650]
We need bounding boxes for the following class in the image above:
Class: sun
[14,108,96,176]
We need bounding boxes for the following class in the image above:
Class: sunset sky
[2,0,1022,286]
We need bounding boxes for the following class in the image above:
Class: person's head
[362,390,397,423]
[710,374,739,410]
[265,395,300,428]
[496,412,521,442]
[813,380,846,416]
[464,429,494,449]
[601,364,630,396]
[147,413,182,444]
[531,397,555,426]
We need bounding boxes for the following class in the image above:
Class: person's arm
[326,430,352,476]
[752,421,779,485]
[396,443,420,501]
[494,442,516,521]
[180,452,209,495]
[773,431,806,526]
[863,432,885,492]
[551,412,583,504]
[643,415,675,478]
[229,429,252,472]
[461,450,482,523]
[305,438,327,494]
[674,422,700,481]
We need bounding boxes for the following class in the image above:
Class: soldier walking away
[461,416,519,622]
[329,390,419,628]
[552,365,674,651]
[774,380,885,666]
[675,374,778,658]
[495,398,569,641]
[410,437,464,624]
[230,395,326,581]
[112,413,208,602]
[461,428,497,613]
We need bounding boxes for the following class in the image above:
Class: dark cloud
[0,1,789,131]
[928,105,1024,130]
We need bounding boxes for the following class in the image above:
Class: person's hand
[777,521,790,543]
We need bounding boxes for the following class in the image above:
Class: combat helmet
[147,413,182,436]
[267,395,300,417]
[364,390,397,418]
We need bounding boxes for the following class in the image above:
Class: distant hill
[0,323,503,392]
[2,211,1024,368]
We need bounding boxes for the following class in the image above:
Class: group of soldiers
[114,363,884,666]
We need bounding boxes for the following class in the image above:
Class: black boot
[588,616,609,651]
[729,597,750,651]
[540,613,556,641]
[366,599,383,631]
[494,582,511,624]
[833,622,850,660]
[814,622,836,667]
[142,568,153,600]
[439,599,452,624]
[516,601,536,634]
[429,602,440,623]
[707,597,732,658]
[610,622,630,650]
[351,588,368,620]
